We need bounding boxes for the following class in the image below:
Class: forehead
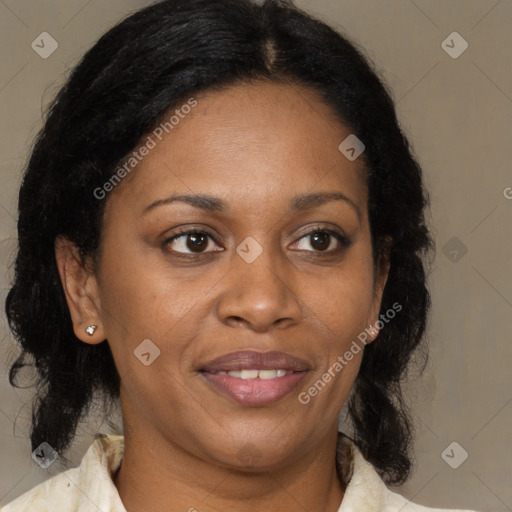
[105,80,367,220]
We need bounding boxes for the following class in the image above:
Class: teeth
[240,369,259,380]
[259,369,278,380]
[221,369,290,380]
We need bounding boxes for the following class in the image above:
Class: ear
[366,236,392,343]
[54,235,105,345]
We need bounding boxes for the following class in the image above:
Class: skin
[55,80,390,512]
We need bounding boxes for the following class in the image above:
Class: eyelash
[163,226,352,258]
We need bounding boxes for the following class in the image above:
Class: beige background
[1,0,511,510]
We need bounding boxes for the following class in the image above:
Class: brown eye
[165,230,222,255]
[310,231,331,251]
[185,233,209,252]
[293,229,350,253]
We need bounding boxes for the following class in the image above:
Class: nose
[215,245,303,332]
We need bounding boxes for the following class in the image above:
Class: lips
[199,350,310,406]
[200,350,310,373]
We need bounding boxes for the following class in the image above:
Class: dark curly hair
[4,0,433,485]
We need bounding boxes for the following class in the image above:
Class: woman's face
[65,81,389,469]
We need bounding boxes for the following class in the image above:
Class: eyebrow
[142,191,362,222]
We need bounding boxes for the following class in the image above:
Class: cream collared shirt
[1,434,478,512]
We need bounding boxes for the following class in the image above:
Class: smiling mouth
[211,369,294,379]
[198,350,310,406]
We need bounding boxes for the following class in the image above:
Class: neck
[113,427,346,512]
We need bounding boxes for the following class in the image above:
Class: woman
[2,0,478,510]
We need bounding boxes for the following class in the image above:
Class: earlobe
[54,236,105,345]
[367,324,379,342]
[82,322,105,344]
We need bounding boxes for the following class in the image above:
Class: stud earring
[368,325,378,338]
[85,325,97,336]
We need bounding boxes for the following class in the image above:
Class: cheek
[97,250,217,373]
[300,262,375,341]
[295,254,374,404]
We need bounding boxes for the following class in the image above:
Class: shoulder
[381,485,479,512]
[337,434,479,512]
[1,466,82,512]
[1,434,126,512]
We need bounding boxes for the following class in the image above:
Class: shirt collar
[76,432,386,512]
[336,432,387,511]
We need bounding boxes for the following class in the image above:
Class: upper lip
[200,350,310,373]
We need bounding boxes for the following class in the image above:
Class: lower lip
[201,371,307,406]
